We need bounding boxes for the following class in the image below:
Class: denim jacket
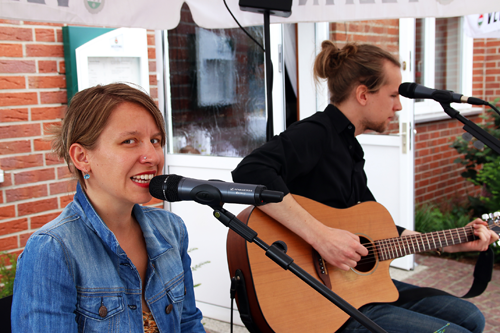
[11,183,205,332]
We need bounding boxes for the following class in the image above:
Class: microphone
[399,82,488,106]
[149,174,284,206]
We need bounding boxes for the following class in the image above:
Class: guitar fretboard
[375,226,476,261]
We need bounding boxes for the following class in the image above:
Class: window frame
[414,17,480,124]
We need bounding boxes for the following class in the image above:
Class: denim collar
[72,183,172,260]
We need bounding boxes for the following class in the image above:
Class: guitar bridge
[312,250,332,289]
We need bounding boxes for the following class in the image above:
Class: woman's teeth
[132,174,155,183]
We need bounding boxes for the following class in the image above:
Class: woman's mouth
[131,173,155,184]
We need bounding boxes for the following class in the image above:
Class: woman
[11,83,205,332]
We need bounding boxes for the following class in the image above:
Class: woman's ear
[69,143,90,173]
[355,84,369,106]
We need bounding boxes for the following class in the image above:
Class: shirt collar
[72,183,171,259]
[324,104,356,135]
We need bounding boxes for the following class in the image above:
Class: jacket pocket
[76,293,125,321]
[165,275,185,304]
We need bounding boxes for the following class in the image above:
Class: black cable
[223,0,265,52]
[487,102,500,118]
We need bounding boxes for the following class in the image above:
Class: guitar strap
[392,248,495,306]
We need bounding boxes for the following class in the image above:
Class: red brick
[0,76,25,89]
[0,108,28,122]
[59,61,65,74]
[0,236,18,251]
[59,195,73,209]
[56,29,63,43]
[26,44,64,57]
[57,166,72,179]
[38,60,58,73]
[24,21,63,27]
[18,197,58,216]
[0,43,23,57]
[42,121,61,135]
[0,172,12,187]
[50,180,76,195]
[45,152,63,166]
[0,60,36,73]
[33,138,52,151]
[31,105,65,120]
[31,212,60,229]
[0,27,33,41]
[35,28,55,42]
[28,75,66,89]
[20,232,34,247]
[6,184,48,203]
[0,218,28,236]
[0,123,41,139]
[0,205,16,220]
[0,140,31,155]
[0,154,44,171]
[14,168,55,185]
[0,92,38,106]
[40,91,67,104]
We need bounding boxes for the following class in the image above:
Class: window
[414,17,475,122]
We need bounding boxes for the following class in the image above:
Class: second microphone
[149,174,284,206]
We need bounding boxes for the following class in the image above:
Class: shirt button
[165,304,173,314]
[99,304,108,318]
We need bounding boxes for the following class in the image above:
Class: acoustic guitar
[226,195,500,333]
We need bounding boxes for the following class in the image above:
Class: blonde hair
[314,41,400,104]
[51,83,166,188]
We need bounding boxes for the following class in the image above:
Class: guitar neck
[375,226,476,261]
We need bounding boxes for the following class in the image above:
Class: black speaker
[239,0,292,18]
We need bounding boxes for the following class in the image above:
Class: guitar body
[227,195,400,332]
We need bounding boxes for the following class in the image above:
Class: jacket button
[99,304,108,318]
[165,304,173,314]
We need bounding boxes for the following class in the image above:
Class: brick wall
[0,20,160,258]
[415,37,500,205]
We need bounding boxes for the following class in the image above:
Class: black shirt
[232,104,405,234]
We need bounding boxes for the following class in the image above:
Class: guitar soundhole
[355,236,376,273]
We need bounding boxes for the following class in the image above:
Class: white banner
[1,0,500,30]
[465,12,500,38]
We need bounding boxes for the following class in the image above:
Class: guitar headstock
[482,212,500,235]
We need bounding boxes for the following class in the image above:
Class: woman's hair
[51,83,166,187]
[313,40,400,105]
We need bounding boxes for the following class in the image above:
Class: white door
[156,24,285,324]
[297,21,416,270]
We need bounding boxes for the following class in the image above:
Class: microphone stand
[196,186,387,333]
[440,102,500,155]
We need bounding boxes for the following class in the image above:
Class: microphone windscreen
[398,82,417,98]
[149,174,182,201]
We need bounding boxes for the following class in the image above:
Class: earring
[83,172,90,180]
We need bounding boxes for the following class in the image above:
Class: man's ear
[69,143,90,172]
[355,84,369,106]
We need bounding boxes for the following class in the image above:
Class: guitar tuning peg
[482,214,490,220]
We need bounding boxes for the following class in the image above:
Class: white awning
[1,0,500,30]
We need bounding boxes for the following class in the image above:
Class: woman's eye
[151,138,160,144]
[123,139,136,144]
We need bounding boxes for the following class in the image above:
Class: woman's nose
[141,143,162,164]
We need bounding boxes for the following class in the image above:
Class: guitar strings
[348,223,498,267]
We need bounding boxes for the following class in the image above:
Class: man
[232,41,498,332]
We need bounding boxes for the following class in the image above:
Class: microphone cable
[223,0,265,52]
